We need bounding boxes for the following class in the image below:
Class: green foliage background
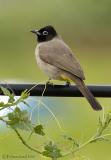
[0,0,111,159]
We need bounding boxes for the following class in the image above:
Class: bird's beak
[30,30,41,36]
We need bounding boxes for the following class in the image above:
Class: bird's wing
[39,38,85,80]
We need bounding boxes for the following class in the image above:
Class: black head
[31,25,57,42]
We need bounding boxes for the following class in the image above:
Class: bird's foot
[65,81,71,86]
[46,79,54,86]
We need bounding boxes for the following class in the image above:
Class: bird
[31,25,102,111]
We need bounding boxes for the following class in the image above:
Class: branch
[0,117,42,155]
[13,128,42,154]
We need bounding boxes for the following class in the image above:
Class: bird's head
[31,25,57,42]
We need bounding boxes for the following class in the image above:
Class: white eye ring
[43,31,48,35]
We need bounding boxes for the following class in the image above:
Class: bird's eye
[43,31,48,35]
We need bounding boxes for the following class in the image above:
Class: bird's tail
[71,76,102,111]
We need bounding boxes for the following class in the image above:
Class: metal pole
[0,84,111,97]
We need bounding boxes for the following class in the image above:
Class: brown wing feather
[39,38,85,80]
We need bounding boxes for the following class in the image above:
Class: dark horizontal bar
[0,84,111,97]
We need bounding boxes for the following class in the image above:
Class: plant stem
[0,117,42,155]
[13,128,42,154]
[63,132,111,157]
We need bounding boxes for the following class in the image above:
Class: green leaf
[20,89,30,100]
[0,86,11,96]
[63,135,79,147]
[104,113,111,128]
[0,86,15,104]
[8,93,15,103]
[0,102,5,107]
[42,141,62,159]
[7,107,32,130]
[33,124,45,136]
[94,112,111,140]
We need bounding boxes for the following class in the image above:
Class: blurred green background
[0,0,111,159]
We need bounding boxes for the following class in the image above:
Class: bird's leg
[65,81,71,86]
[46,78,54,86]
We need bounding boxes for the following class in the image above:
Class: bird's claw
[46,79,54,86]
[65,81,71,86]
